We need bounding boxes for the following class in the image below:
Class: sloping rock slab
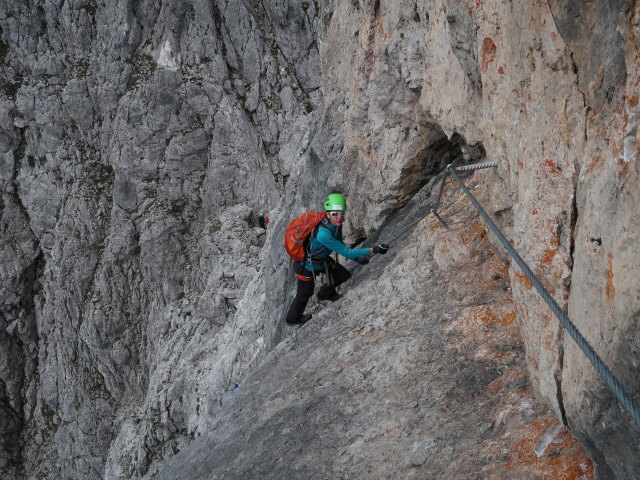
[157,174,593,479]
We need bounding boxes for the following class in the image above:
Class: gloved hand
[372,243,389,254]
[354,256,369,265]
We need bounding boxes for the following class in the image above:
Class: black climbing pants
[285,259,351,324]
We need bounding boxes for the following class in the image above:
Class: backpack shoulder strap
[307,219,331,258]
[311,218,330,239]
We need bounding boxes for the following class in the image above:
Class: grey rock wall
[155,173,594,480]
[1,0,639,479]
[1,0,319,478]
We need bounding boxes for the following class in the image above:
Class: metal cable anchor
[430,159,497,228]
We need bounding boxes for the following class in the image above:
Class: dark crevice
[555,348,569,427]
[568,189,578,271]
[556,145,580,430]
[0,377,21,423]
[0,30,8,66]
[1,103,45,479]
[211,2,229,62]
[396,128,484,209]
[1,246,44,479]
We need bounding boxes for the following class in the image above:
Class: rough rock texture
[157,174,594,480]
[1,0,318,477]
[0,0,639,479]
[315,0,640,476]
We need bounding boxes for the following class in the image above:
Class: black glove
[354,256,369,265]
[372,243,389,254]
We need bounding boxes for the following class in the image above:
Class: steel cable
[454,160,498,171]
[447,165,640,426]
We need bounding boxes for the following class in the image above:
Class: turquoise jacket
[302,219,371,271]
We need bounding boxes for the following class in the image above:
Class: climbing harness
[439,161,640,426]
[304,221,334,287]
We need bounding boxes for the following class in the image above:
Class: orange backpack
[284,212,326,261]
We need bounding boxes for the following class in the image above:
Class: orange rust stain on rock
[587,155,603,173]
[543,159,560,175]
[498,65,505,74]
[540,247,558,267]
[497,260,509,277]
[606,253,615,303]
[471,306,516,327]
[458,231,472,245]
[456,222,487,247]
[502,422,594,480]
[553,458,595,479]
[515,271,533,290]
[475,0,484,8]
[428,221,445,234]
[629,95,639,107]
[491,417,595,479]
[484,366,526,396]
[543,329,557,351]
[485,257,509,278]
[501,311,516,325]
[618,159,632,181]
[481,37,497,73]
[469,221,486,237]
[532,208,539,215]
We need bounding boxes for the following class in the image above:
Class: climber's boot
[286,313,312,325]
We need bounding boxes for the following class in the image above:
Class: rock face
[1,0,317,477]
[0,0,638,479]
[156,174,594,480]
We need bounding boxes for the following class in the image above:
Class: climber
[258,213,269,229]
[285,193,389,325]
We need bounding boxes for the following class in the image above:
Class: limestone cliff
[0,0,638,479]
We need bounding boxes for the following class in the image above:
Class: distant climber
[258,214,269,229]
[284,193,389,325]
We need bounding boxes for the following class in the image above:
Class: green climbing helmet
[324,193,347,211]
